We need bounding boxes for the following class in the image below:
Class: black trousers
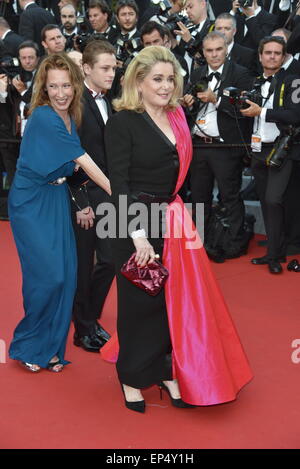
[190,143,245,249]
[71,185,115,337]
[251,146,294,259]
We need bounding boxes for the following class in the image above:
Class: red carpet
[1,220,300,449]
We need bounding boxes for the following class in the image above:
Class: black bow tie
[207,72,221,82]
[260,75,273,84]
[87,87,105,100]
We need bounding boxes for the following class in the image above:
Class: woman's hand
[76,206,95,230]
[133,237,156,267]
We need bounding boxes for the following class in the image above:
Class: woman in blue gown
[8,53,111,372]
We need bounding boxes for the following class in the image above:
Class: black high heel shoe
[287,259,300,272]
[120,383,145,413]
[158,382,195,408]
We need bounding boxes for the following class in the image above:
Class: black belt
[193,135,222,144]
[131,191,176,204]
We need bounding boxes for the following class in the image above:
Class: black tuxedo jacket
[229,42,257,76]
[2,30,24,57]
[78,87,112,184]
[235,9,278,50]
[177,18,214,59]
[18,4,55,54]
[188,60,254,143]
[262,71,300,130]
[287,17,300,55]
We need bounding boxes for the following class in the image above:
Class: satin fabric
[101,106,253,405]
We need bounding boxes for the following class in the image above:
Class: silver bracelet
[130,229,147,239]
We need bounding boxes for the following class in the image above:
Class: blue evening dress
[8,105,85,368]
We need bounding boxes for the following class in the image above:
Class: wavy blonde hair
[29,53,84,127]
[113,46,183,113]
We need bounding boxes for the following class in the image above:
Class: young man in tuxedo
[184,31,254,262]
[71,40,116,352]
[241,36,300,273]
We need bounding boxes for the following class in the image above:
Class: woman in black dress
[104,46,253,413]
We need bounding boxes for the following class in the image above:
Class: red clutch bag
[120,253,169,296]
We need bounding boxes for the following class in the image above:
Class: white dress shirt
[193,65,224,139]
[84,82,108,124]
[255,79,280,143]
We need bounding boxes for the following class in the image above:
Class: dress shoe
[94,322,111,343]
[120,383,145,413]
[158,382,195,408]
[251,255,286,265]
[73,333,104,352]
[268,260,283,274]
[287,259,300,272]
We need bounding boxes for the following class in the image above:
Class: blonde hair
[113,46,183,113]
[29,53,84,127]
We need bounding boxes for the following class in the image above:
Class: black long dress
[105,110,179,388]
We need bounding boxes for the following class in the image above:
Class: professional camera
[265,126,300,168]
[190,77,209,97]
[164,13,189,35]
[151,0,172,13]
[116,37,142,63]
[223,85,262,110]
[0,56,20,78]
[74,16,93,52]
[238,0,253,7]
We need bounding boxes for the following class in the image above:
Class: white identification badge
[251,134,262,153]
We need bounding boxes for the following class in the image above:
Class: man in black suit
[88,0,118,43]
[232,0,278,50]
[184,31,253,261]
[0,16,24,56]
[18,0,55,54]
[241,36,300,273]
[271,27,300,74]
[215,12,257,75]
[71,39,116,352]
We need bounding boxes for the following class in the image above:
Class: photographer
[11,40,40,135]
[60,3,78,51]
[240,36,300,274]
[175,0,214,74]
[184,31,254,262]
[140,0,186,26]
[0,71,19,207]
[88,0,117,43]
[231,0,278,50]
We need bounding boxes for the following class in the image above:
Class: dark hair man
[184,31,254,262]
[41,24,66,54]
[115,0,139,38]
[60,4,78,51]
[71,40,117,352]
[240,36,300,273]
[88,0,116,42]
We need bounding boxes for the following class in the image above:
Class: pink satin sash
[101,106,253,405]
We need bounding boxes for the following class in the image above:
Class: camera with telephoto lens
[265,126,300,168]
[223,85,262,110]
[74,16,95,52]
[164,13,189,35]
[0,56,20,78]
[238,0,253,7]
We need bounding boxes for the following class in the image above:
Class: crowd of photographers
[1,0,300,273]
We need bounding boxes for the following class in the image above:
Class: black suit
[71,87,115,337]
[229,42,257,76]
[250,71,300,259]
[18,3,55,54]
[2,30,24,57]
[188,60,253,251]
[234,9,278,50]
